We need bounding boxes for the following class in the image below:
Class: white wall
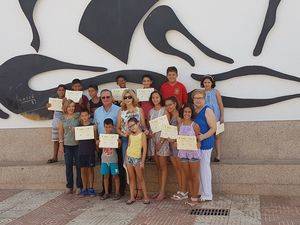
[0,0,299,128]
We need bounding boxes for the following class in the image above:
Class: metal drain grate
[190,208,230,216]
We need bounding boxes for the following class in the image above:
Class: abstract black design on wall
[18,0,40,52]
[79,0,157,64]
[143,6,234,66]
[0,54,106,119]
[0,54,166,120]
[191,66,300,83]
[253,0,282,56]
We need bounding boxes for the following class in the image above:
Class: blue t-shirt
[94,104,120,134]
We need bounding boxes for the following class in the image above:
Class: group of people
[47,66,224,206]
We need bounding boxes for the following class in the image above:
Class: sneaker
[79,189,88,197]
[87,188,96,197]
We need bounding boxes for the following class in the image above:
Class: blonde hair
[62,99,75,114]
[191,89,206,99]
[121,89,139,110]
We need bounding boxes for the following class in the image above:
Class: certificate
[149,115,169,133]
[177,135,198,151]
[136,88,154,102]
[216,122,225,135]
[65,90,83,103]
[161,125,178,139]
[48,98,63,111]
[111,88,128,101]
[99,134,119,148]
[75,126,95,140]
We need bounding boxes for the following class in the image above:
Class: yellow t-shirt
[127,133,144,158]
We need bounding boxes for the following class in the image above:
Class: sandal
[126,199,135,205]
[155,193,166,201]
[135,189,143,200]
[151,193,159,199]
[47,158,58,164]
[143,199,150,204]
[100,193,110,200]
[113,193,121,201]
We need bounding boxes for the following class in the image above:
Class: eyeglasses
[101,96,111,99]
[124,96,133,100]
[165,103,174,107]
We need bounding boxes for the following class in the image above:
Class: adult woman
[58,99,82,194]
[116,89,147,199]
[192,89,217,201]
[148,91,170,201]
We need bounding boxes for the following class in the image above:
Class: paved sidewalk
[0,190,298,225]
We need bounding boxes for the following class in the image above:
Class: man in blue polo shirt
[94,89,126,196]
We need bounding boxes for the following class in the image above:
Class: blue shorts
[100,163,119,176]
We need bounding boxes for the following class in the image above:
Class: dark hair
[149,90,164,106]
[201,75,216,88]
[165,96,179,111]
[180,104,195,119]
[104,118,114,126]
[72,79,81,85]
[167,66,178,74]
[57,84,66,90]
[80,109,90,115]
[142,74,153,81]
[128,117,139,124]
[116,75,126,82]
[88,84,98,91]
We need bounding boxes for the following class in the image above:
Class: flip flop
[143,199,150,204]
[126,199,136,205]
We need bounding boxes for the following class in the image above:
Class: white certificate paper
[99,134,119,148]
[177,135,198,151]
[75,126,95,140]
[216,122,225,135]
[149,115,169,133]
[111,88,128,101]
[65,90,83,103]
[161,125,178,139]
[48,98,63,111]
[136,88,154,102]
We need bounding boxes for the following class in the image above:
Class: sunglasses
[101,96,111,99]
[124,96,133,100]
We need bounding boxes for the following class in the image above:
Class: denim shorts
[126,156,141,166]
[180,158,200,163]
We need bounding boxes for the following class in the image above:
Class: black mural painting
[1,2,299,120]
[79,0,157,64]
[18,0,40,52]
[144,6,234,66]
[0,54,166,119]
[253,0,282,56]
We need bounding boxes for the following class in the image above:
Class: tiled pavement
[0,190,298,225]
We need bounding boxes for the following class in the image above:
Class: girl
[116,89,147,200]
[140,74,154,121]
[47,84,66,163]
[78,109,97,197]
[125,117,150,204]
[192,89,217,202]
[87,85,102,119]
[148,91,170,201]
[58,99,82,194]
[201,76,224,162]
[178,104,201,206]
[165,96,187,201]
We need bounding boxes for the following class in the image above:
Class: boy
[78,109,97,197]
[87,85,102,119]
[160,66,188,107]
[71,79,89,112]
[99,118,121,200]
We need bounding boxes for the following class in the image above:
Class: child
[126,117,150,205]
[160,66,188,107]
[178,104,201,206]
[78,109,97,197]
[87,84,102,118]
[165,96,188,201]
[140,74,154,121]
[47,84,66,163]
[116,75,127,88]
[71,79,89,112]
[99,118,121,200]
[201,75,224,162]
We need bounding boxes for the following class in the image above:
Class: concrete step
[0,160,299,196]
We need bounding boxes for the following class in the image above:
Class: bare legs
[215,134,222,160]
[170,156,186,193]
[153,155,168,200]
